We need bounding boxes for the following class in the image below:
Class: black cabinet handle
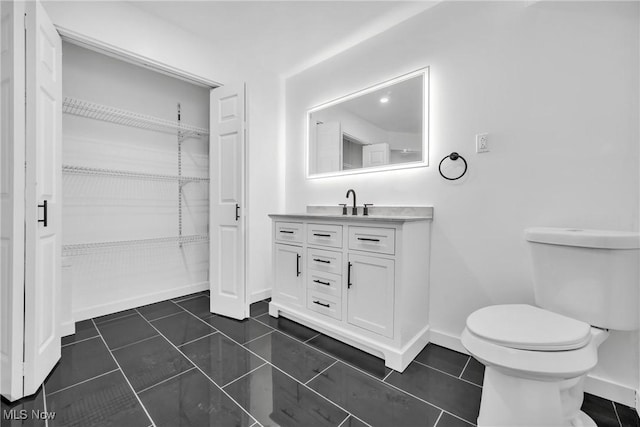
[347,262,353,289]
[313,258,330,264]
[313,300,330,308]
[235,203,240,221]
[38,200,48,227]
[296,254,301,277]
[357,237,380,242]
[280,230,294,234]
[313,233,331,237]
[313,279,330,286]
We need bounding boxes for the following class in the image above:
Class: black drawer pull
[313,300,330,308]
[313,233,331,237]
[38,200,48,227]
[357,237,380,242]
[313,279,330,286]
[313,258,330,264]
[280,230,294,234]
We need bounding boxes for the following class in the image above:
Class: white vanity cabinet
[273,243,304,309]
[269,210,432,372]
[347,253,394,338]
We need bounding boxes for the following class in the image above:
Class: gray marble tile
[414,344,470,377]
[245,331,335,383]
[139,368,253,427]
[385,362,481,425]
[308,362,441,427]
[180,332,264,386]
[151,311,215,347]
[224,364,348,427]
[45,337,117,394]
[112,336,193,392]
[46,371,150,427]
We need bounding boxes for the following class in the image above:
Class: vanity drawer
[307,247,343,275]
[307,291,342,321]
[307,223,343,248]
[275,222,304,244]
[348,226,395,255]
[307,270,342,299]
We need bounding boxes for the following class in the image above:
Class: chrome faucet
[346,189,357,215]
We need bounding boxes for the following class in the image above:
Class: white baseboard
[429,328,469,355]
[72,281,209,322]
[585,374,635,407]
[429,327,636,407]
[249,288,271,304]
[61,320,76,338]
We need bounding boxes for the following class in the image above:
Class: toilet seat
[466,304,591,351]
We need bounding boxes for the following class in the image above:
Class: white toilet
[461,227,640,427]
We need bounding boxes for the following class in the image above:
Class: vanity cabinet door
[347,254,394,338]
[274,244,304,308]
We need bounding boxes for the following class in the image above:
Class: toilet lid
[466,304,592,351]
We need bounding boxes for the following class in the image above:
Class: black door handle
[38,200,48,227]
[347,262,353,289]
[296,254,301,277]
[235,203,240,221]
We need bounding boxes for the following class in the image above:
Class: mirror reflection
[308,69,427,177]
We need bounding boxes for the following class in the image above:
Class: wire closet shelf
[62,164,209,184]
[62,97,209,138]
[62,235,209,256]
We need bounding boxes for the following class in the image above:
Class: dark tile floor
[2,293,639,427]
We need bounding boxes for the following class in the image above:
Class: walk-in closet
[60,43,211,325]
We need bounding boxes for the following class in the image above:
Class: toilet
[461,227,640,427]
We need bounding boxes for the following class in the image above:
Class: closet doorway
[1,1,248,401]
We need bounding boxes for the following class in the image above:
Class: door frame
[1,18,250,401]
[54,24,251,314]
[1,0,28,402]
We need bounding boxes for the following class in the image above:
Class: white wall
[285,2,639,403]
[44,1,283,304]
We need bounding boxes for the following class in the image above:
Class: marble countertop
[269,206,433,223]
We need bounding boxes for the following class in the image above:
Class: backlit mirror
[307,68,428,178]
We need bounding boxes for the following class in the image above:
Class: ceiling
[129,1,437,77]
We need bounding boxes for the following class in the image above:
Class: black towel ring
[439,152,467,181]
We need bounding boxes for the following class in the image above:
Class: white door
[273,244,304,308]
[347,254,394,338]
[22,1,63,396]
[1,0,28,401]
[2,2,62,399]
[209,83,247,320]
[362,142,390,168]
[315,121,341,173]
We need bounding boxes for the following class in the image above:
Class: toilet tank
[525,227,640,331]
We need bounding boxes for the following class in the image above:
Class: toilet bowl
[461,228,639,427]
[461,305,609,426]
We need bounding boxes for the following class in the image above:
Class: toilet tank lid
[525,227,640,249]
